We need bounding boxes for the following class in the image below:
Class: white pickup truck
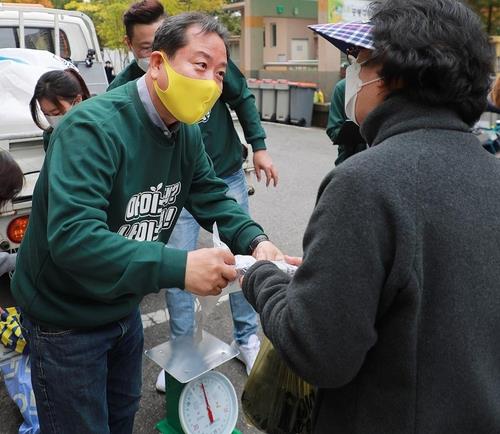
[0,4,107,301]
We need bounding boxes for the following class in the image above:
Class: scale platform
[145,329,239,383]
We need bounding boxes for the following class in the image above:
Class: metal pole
[19,10,25,49]
[54,12,60,57]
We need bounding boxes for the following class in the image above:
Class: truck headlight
[7,215,29,244]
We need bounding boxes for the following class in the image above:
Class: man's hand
[185,248,237,296]
[252,240,284,261]
[253,150,279,187]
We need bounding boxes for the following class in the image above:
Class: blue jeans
[166,169,258,345]
[22,309,143,434]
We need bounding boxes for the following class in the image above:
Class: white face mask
[344,58,382,125]
[136,57,150,72]
[45,115,63,129]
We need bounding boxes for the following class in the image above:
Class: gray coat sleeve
[242,162,416,388]
[0,252,16,276]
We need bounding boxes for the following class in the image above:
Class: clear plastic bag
[241,336,316,434]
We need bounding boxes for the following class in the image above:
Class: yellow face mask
[153,53,222,125]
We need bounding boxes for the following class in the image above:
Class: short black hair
[369,0,493,125]
[123,0,166,40]
[0,151,23,209]
[153,12,229,60]
[29,69,91,131]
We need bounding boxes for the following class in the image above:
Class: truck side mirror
[85,48,96,68]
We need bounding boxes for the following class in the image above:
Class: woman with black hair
[0,151,24,276]
[29,68,90,151]
[242,1,500,433]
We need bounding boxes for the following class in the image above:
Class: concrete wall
[317,0,340,73]
[262,17,316,63]
[251,0,317,19]
[245,0,318,75]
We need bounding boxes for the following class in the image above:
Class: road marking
[141,294,229,329]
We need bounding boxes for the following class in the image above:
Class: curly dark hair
[369,0,493,126]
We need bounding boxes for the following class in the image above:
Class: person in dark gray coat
[242,1,497,433]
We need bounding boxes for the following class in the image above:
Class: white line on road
[141,294,229,329]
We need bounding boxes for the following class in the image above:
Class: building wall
[245,0,318,74]
[262,17,316,63]
[240,0,343,102]
[317,0,339,73]
[250,0,317,19]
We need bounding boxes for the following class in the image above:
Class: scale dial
[179,371,238,434]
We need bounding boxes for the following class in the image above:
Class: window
[271,23,277,47]
[13,27,71,59]
[24,27,53,52]
[0,27,18,49]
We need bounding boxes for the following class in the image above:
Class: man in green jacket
[110,0,279,391]
[13,13,282,434]
[326,77,366,166]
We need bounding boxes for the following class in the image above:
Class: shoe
[231,334,261,375]
[155,370,166,393]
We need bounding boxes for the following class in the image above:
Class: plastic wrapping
[241,336,316,434]
[0,352,39,433]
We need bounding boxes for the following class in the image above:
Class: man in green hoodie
[13,13,282,434]
[110,0,279,390]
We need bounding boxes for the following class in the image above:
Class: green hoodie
[12,81,264,328]
[109,59,266,177]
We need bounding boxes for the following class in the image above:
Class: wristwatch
[249,234,269,254]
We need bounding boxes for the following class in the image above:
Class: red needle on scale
[201,383,215,424]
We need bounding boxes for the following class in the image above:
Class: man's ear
[124,35,132,51]
[149,51,164,82]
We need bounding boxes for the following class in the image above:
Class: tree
[163,0,224,15]
[219,10,241,36]
[466,0,499,35]
[64,0,227,67]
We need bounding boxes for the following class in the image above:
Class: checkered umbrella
[308,21,374,54]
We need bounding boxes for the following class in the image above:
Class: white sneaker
[155,370,166,393]
[231,334,261,376]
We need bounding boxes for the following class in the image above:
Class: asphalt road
[0,121,336,434]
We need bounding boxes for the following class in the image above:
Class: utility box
[275,79,290,123]
[289,82,317,127]
[260,79,277,122]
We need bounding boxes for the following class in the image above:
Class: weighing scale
[145,329,243,434]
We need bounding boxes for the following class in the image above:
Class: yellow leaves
[63,0,228,50]
[162,0,225,15]
[65,0,129,49]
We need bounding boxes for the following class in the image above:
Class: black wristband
[249,234,269,254]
